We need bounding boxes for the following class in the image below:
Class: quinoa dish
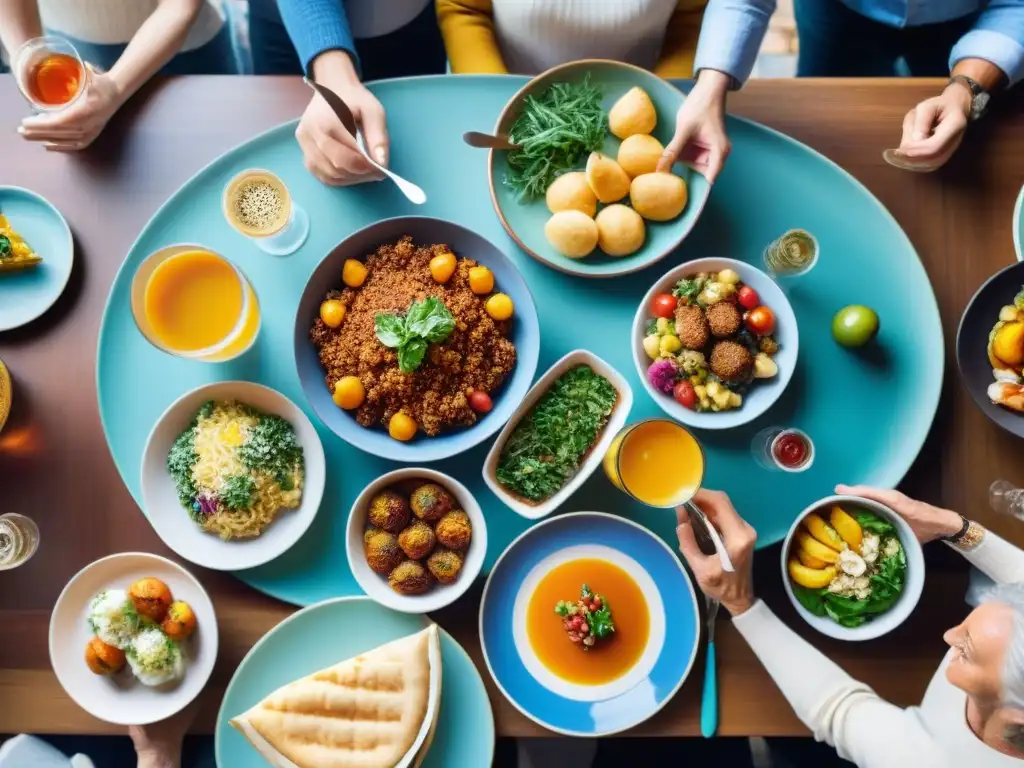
[362,479,474,595]
[642,268,780,413]
[310,235,517,442]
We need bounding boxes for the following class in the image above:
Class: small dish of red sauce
[771,429,814,472]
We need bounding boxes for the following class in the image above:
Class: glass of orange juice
[131,245,261,362]
[13,36,88,112]
[603,419,706,509]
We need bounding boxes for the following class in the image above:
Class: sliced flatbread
[231,624,442,768]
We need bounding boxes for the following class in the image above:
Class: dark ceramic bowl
[956,261,1024,438]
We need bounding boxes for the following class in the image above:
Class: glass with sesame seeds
[222,169,309,256]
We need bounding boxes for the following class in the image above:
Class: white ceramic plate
[632,257,799,430]
[781,495,925,641]
[49,552,218,725]
[1013,183,1023,262]
[346,468,487,614]
[483,350,633,520]
[140,381,325,571]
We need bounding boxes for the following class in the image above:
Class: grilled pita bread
[231,624,442,768]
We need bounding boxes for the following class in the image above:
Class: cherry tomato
[650,293,678,319]
[745,306,776,335]
[673,379,697,410]
[469,391,493,413]
[737,285,760,310]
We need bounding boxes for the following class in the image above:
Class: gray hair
[978,581,1024,750]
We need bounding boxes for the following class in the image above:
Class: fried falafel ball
[435,510,473,551]
[398,520,437,560]
[673,303,710,349]
[710,340,754,382]
[706,301,742,338]
[367,489,411,533]
[410,483,454,522]
[388,560,433,595]
[364,528,404,574]
[426,548,464,585]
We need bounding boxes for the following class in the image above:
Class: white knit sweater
[490,0,680,75]
[38,0,224,51]
[734,532,1024,767]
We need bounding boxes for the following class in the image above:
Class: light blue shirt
[693,0,1024,86]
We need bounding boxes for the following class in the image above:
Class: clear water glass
[989,480,1024,520]
[0,513,40,570]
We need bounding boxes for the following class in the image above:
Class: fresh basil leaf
[397,338,428,373]
[374,313,407,348]
[406,296,455,343]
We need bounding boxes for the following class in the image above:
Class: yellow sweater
[437,0,706,78]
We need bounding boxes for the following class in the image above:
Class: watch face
[973,91,990,119]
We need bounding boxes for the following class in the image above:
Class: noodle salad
[167,401,304,541]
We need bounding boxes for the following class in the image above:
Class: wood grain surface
[1,76,1023,738]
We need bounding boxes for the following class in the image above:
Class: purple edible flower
[647,358,679,394]
[197,494,219,516]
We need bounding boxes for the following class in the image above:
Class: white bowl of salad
[781,495,925,641]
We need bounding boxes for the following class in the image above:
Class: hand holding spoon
[303,77,427,204]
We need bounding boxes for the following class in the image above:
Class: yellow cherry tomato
[468,265,495,295]
[332,376,365,410]
[485,293,514,321]
[659,334,681,355]
[388,412,417,441]
[429,251,457,284]
[342,259,368,288]
[319,299,346,328]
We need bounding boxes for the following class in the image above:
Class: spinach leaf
[792,584,828,616]
[852,509,895,536]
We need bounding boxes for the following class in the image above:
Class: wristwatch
[948,75,990,121]
[942,513,985,551]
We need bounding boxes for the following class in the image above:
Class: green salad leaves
[375,296,455,373]
[792,511,907,629]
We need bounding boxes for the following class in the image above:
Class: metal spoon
[462,131,519,151]
[303,77,427,205]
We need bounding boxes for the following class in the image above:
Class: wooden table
[2,76,1023,739]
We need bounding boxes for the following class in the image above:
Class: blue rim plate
[488,60,711,278]
[293,215,541,462]
[479,512,699,736]
[215,596,495,767]
[1013,184,1022,262]
[0,186,73,331]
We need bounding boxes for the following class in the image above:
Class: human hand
[658,69,732,183]
[675,489,757,616]
[19,66,122,151]
[894,83,972,170]
[129,700,198,768]
[835,484,962,544]
[296,51,388,186]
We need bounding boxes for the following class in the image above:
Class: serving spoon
[303,77,427,205]
[462,131,519,151]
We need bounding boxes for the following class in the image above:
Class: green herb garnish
[0,234,10,259]
[496,365,617,502]
[582,584,615,639]
[167,419,199,510]
[505,76,606,202]
[1014,286,1024,311]
[672,276,705,303]
[220,473,256,510]
[238,413,304,487]
[375,296,455,373]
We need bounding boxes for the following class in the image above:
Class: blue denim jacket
[693,0,1024,86]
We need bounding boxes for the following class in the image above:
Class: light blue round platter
[0,186,73,331]
[489,60,711,278]
[294,216,540,462]
[97,75,943,607]
[214,597,494,767]
[479,512,699,736]
[1013,183,1023,261]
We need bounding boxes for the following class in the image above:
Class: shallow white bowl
[483,350,633,520]
[49,552,218,725]
[140,381,325,571]
[346,468,487,614]
[632,257,798,430]
[781,495,925,641]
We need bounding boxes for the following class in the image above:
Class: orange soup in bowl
[526,557,649,686]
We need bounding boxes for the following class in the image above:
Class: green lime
[832,305,879,348]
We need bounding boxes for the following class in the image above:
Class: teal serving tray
[97,75,943,607]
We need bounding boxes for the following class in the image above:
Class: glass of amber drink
[603,419,706,508]
[131,244,261,363]
[223,169,309,256]
[13,36,88,112]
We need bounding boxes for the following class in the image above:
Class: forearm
[436,0,506,74]
[0,0,42,59]
[278,0,357,75]
[654,0,706,79]
[692,0,775,86]
[949,1,1024,87]
[107,0,203,106]
[137,749,180,768]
